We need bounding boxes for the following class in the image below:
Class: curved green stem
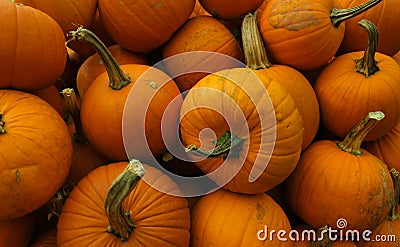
[355,19,380,77]
[337,111,384,155]
[105,159,146,242]
[66,26,131,90]
[241,13,273,70]
[331,0,382,28]
[389,168,399,222]
[185,131,244,158]
[0,114,6,134]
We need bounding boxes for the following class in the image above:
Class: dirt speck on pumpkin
[256,202,267,220]
[15,169,21,182]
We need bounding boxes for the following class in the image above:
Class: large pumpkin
[242,12,319,151]
[0,212,37,247]
[337,0,400,56]
[0,89,72,220]
[57,160,191,246]
[285,111,394,232]
[68,27,182,162]
[98,0,195,53]
[191,188,292,246]
[162,15,244,92]
[314,20,400,141]
[258,0,382,71]
[180,66,303,194]
[0,0,67,91]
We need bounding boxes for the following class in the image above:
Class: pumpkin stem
[355,19,380,77]
[241,13,273,70]
[337,111,384,155]
[105,159,146,242]
[310,225,332,247]
[61,88,88,144]
[185,131,244,158]
[66,26,131,90]
[330,0,382,28]
[388,168,399,221]
[0,114,5,134]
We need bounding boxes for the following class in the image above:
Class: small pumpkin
[57,160,191,246]
[29,227,57,247]
[0,89,73,220]
[258,0,382,71]
[191,188,292,246]
[285,111,394,232]
[314,20,400,141]
[357,168,400,247]
[162,15,244,92]
[67,27,182,162]
[0,0,67,91]
[33,84,67,119]
[98,0,195,53]
[337,0,400,56]
[180,65,304,194]
[242,12,319,151]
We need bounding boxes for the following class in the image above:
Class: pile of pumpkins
[0,0,400,246]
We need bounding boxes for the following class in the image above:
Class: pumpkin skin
[180,68,303,194]
[364,123,400,172]
[98,0,195,53]
[198,0,264,20]
[76,44,148,97]
[0,89,72,220]
[0,1,67,91]
[314,52,400,141]
[285,140,393,232]
[57,162,191,246]
[0,212,37,247]
[337,0,400,56]
[33,84,67,118]
[15,0,97,34]
[190,0,210,18]
[162,15,244,92]
[191,188,292,246]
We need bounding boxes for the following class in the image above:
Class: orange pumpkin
[57,160,191,246]
[191,188,292,246]
[364,122,400,172]
[15,0,97,34]
[242,13,319,151]
[76,44,148,97]
[98,0,195,53]
[338,0,400,56]
[285,111,394,232]
[314,20,400,141]
[68,27,182,162]
[357,169,400,247]
[394,51,400,64]
[0,212,37,247]
[190,0,210,18]
[33,84,67,119]
[258,0,382,71]
[198,0,263,20]
[0,89,72,220]
[180,66,303,194]
[162,15,244,92]
[0,0,67,91]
